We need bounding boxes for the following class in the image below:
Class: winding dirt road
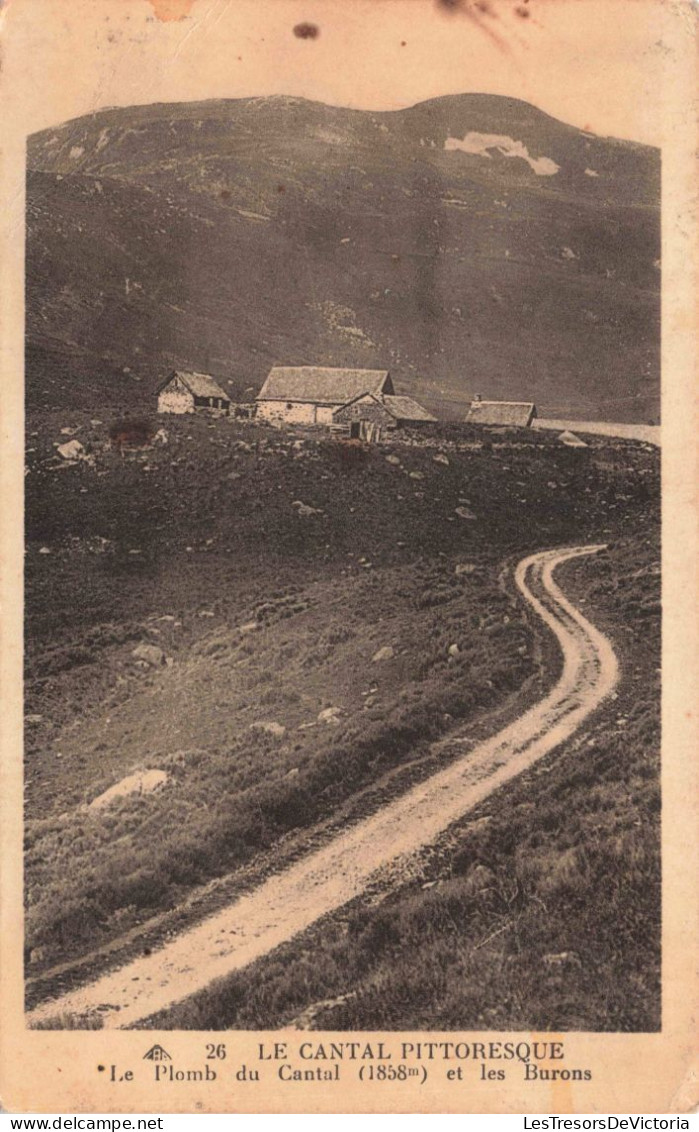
[28,545,619,1029]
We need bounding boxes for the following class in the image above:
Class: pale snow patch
[444,132,560,176]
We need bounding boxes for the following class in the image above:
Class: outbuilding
[465,399,537,428]
[333,392,437,441]
[157,371,231,416]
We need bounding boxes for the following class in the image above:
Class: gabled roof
[333,392,437,424]
[257,366,392,404]
[465,400,537,427]
[383,395,437,423]
[160,371,230,401]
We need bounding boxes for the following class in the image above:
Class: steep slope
[26,94,660,420]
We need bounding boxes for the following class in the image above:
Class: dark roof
[257,366,392,404]
[465,400,537,427]
[160,371,230,401]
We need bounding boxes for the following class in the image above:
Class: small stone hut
[333,392,437,441]
[157,371,231,416]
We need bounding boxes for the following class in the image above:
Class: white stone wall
[256,400,321,425]
[158,389,194,414]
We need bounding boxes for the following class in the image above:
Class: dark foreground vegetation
[147,538,660,1033]
[25,412,659,1030]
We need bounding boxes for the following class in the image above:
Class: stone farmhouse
[255,366,436,439]
[255,366,394,426]
[157,371,231,416]
[465,398,537,427]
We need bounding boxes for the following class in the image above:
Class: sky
[1,0,684,146]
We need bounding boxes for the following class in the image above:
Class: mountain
[25,94,660,421]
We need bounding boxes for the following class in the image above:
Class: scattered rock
[385,455,401,465]
[455,506,477,521]
[57,439,85,461]
[38,546,52,555]
[455,563,476,575]
[198,610,215,618]
[292,500,323,517]
[250,721,286,738]
[239,621,258,634]
[25,714,43,724]
[29,947,48,964]
[90,419,103,427]
[542,951,582,969]
[131,643,166,668]
[372,645,395,662]
[153,428,168,445]
[558,430,588,448]
[89,768,169,811]
[409,471,425,480]
[318,706,343,724]
[433,453,450,465]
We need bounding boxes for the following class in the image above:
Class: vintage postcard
[1,0,697,1115]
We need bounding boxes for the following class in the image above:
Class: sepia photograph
[1,0,697,1115]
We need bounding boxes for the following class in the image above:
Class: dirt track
[27,544,619,1029]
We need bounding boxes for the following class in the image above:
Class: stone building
[157,371,231,416]
[255,366,394,426]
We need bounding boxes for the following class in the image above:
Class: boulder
[558,430,588,448]
[385,454,401,465]
[433,453,450,465]
[455,563,476,576]
[57,439,85,461]
[455,506,477,521]
[318,706,343,724]
[131,643,166,667]
[448,643,460,657]
[292,500,322,517]
[372,645,395,662]
[542,951,582,969]
[89,768,168,811]
[250,721,286,738]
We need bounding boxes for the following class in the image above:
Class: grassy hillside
[148,538,659,1033]
[25,412,659,1025]
[26,94,660,421]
